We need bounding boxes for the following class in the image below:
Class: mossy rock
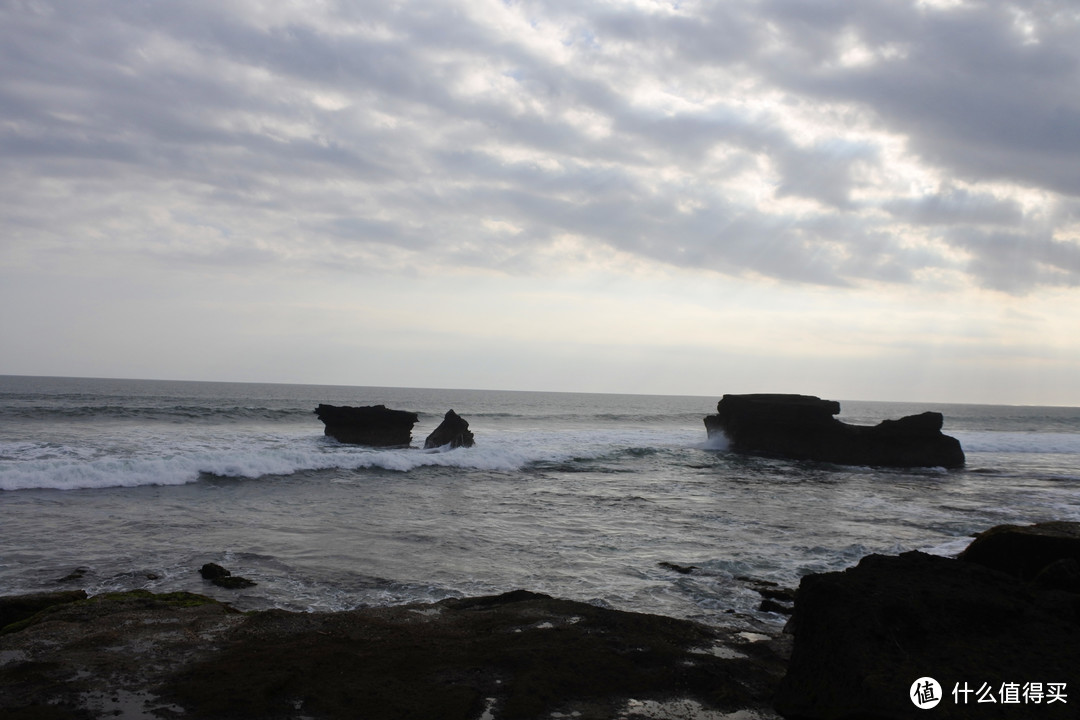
[1,590,230,635]
[0,591,88,635]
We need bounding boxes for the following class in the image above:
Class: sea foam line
[0,429,685,491]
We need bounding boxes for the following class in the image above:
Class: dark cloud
[948,228,1080,293]
[774,139,878,209]
[884,187,1025,227]
[1,0,1078,295]
[760,0,1080,195]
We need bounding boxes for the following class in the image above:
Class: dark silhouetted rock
[658,561,698,575]
[423,409,475,449]
[199,563,230,581]
[314,404,418,447]
[737,578,796,616]
[200,563,256,589]
[704,393,965,468]
[958,521,1080,580]
[775,549,1080,719]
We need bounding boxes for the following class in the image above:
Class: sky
[2,0,1079,405]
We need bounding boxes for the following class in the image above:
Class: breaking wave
[3,425,1077,491]
[0,427,699,491]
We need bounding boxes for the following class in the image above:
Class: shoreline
[3,521,1078,719]
[0,587,790,720]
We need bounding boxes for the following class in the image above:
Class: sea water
[1,375,1078,627]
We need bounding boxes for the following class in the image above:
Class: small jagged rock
[200,563,256,589]
[199,563,230,580]
[658,562,698,575]
[423,409,475,449]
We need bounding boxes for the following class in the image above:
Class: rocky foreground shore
[0,588,788,720]
[3,522,1078,720]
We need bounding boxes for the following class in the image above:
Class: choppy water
[2,375,1078,627]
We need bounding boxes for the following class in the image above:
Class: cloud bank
[2,0,1079,400]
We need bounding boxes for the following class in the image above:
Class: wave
[0,428,697,491]
[5,422,1076,491]
[0,447,524,492]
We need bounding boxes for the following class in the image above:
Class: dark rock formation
[0,589,86,632]
[199,563,256,589]
[704,393,965,468]
[198,562,230,581]
[658,561,699,575]
[314,404,419,447]
[959,521,1080,582]
[423,409,475,449]
[0,589,789,720]
[775,543,1080,719]
[739,578,796,616]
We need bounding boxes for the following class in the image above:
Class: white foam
[923,536,974,558]
[0,427,698,491]
[699,432,730,451]
[0,452,201,491]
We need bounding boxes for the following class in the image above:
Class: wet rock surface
[198,562,257,589]
[6,522,1075,719]
[958,520,1080,582]
[775,544,1080,719]
[704,393,965,468]
[0,590,87,632]
[1,590,245,719]
[0,589,788,720]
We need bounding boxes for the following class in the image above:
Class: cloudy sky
[2,0,1079,404]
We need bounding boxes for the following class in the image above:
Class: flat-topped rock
[314,404,418,447]
[705,393,964,468]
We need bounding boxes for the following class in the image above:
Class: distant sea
[2,375,1079,628]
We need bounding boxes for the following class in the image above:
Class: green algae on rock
[0,588,787,720]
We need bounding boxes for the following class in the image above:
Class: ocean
[2,375,1079,629]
